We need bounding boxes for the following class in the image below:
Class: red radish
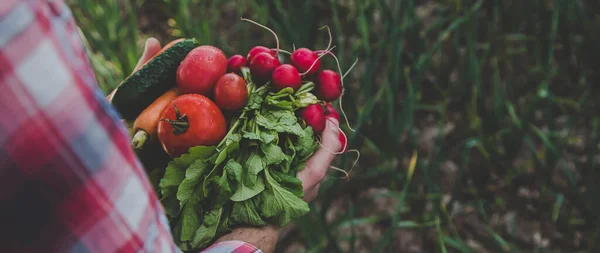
[227,55,247,73]
[247,46,274,62]
[249,52,281,84]
[315,70,342,102]
[291,25,332,76]
[213,73,248,111]
[338,131,348,153]
[324,103,339,120]
[300,104,325,134]
[176,45,227,96]
[241,18,283,84]
[291,48,321,76]
[271,64,302,91]
[314,50,358,133]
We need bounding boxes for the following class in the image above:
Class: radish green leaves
[158,77,320,251]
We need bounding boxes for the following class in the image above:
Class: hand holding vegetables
[107,18,358,252]
[297,116,341,202]
[211,115,341,253]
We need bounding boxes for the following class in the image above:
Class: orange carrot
[131,88,180,149]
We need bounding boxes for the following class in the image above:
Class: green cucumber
[110,38,200,120]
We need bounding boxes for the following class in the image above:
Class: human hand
[132,37,162,71]
[106,37,162,101]
[298,115,341,202]
[213,116,341,252]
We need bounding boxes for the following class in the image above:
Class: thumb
[298,116,341,188]
[108,38,161,103]
[133,37,161,72]
[310,117,341,165]
[320,117,342,155]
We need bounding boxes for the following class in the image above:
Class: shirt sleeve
[201,241,263,253]
[0,1,261,253]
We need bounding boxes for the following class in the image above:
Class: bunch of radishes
[227,18,352,153]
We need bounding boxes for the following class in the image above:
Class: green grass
[69,0,600,252]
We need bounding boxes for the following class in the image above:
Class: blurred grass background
[68,0,600,252]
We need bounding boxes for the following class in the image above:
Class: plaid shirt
[0,1,262,252]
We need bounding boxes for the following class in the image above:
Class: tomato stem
[160,103,189,135]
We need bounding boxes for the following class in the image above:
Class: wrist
[214,224,282,253]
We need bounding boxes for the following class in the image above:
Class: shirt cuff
[199,240,263,253]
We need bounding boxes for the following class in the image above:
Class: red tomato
[157,94,227,157]
[176,45,228,96]
[214,73,248,111]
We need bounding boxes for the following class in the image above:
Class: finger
[313,117,341,163]
[107,38,160,104]
[133,37,161,72]
[298,116,341,189]
[106,88,116,102]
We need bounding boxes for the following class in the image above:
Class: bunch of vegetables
[108,19,355,252]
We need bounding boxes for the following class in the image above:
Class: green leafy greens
[156,68,320,251]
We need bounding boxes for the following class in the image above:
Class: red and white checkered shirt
[0,1,262,252]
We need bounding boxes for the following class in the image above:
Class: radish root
[339,96,355,132]
[319,25,333,52]
[345,149,361,179]
[317,118,360,181]
[315,118,346,155]
[311,118,360,181]
[329,165,350,181]
[241,17,280,56]
[342,58,359,79]
[316,136,345,155]
[299,46,336,76]
[326,149,360,181]
[273,48,292,55]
